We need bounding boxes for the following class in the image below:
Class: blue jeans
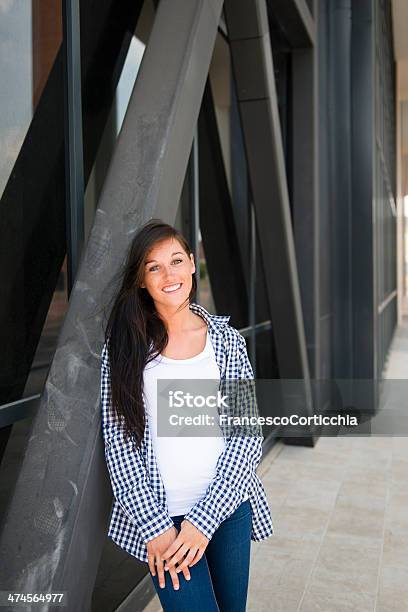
[147,499,252,611]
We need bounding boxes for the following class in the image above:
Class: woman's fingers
[162,533,184,561]
[156,555,166,589]
[176,547,199,573]
[164,543,190,571]
[149,523,207,587]
[184,547,204,569]
[168,565,180,591]
[181,564,192,581]
[152,552,191,589]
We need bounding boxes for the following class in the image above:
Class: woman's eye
[148,259,181,272]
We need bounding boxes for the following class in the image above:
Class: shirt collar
[189,302,230,335]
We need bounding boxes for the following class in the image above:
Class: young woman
[100,219,273,611]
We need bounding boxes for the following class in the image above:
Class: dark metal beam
[0,0,224,608]
[224,0,315,444]
[198,81,248,327]
[63,0,85,295]
[0,396,40,428]
[266,0,315,48]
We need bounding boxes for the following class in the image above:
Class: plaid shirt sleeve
[100,342,174,543]
[183,334,263,541]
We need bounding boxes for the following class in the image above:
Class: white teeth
[163,283,181,293]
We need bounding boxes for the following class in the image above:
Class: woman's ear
[190,253,196,274]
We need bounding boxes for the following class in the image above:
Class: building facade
[0,0,400,610]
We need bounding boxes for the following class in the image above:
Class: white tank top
[143,330,248,516]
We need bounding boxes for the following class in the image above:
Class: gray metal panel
[223,0,269,38]
[292,45,319,379]
[351,0,376,380]
[316,0,333,385]
[0,1,224,609]
[225,0,315,444]
[229,36,271,101]
[328,0,354,380]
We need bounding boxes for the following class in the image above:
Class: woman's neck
[155,302,203,334]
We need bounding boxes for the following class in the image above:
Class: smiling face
[140,237,195,309]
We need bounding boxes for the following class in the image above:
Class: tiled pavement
[144,318,408,611]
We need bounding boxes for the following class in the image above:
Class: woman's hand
[161,519,209,574]
[146,526,191,590]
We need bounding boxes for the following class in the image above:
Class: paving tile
[307,533,382,595]
[247,589,302,612]
[249,549,315,591]
[382,526,408,567]
[376,565,408,612]
[276,446,347,467]
[257,532,322,561]
[391,437,408,459]
[269,456,347,484]
[390,458,408,484]
[299,585,376,612]
[339,464,389,485]
[273,504,331,538]
[326,500,385,540]
[385,490,408,532]
[263,456,307,481]
[348,447,392,470]
[336,478,388,499]
[334,491,387,513]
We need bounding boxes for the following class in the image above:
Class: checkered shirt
[100,302,274,563]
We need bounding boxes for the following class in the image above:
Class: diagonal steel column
[224,0,315,444]
[198,81,248,327]
[0,1,223,609]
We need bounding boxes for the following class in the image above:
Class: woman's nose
[162,267,177,281]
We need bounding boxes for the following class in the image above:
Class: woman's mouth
[162,282,182,293]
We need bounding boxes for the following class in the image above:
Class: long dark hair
[104,219,197,448]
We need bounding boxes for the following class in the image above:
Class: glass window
[0,0,62,199]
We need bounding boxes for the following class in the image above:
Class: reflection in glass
[116,37,145,134]
[209,33,232,196]
[0,0,62,199]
